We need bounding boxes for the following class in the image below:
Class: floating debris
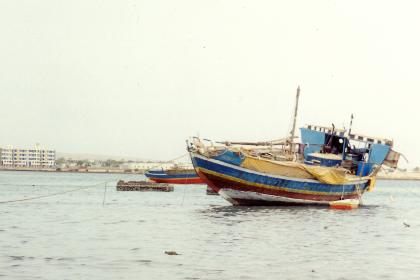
[164,251,180,255]
[116,180,173,192]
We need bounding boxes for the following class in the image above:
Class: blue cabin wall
[368,144,390,165]
[300,128,326,158]
[305,154,342,167]
[213,150,244,166]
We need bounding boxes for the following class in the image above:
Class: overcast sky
[1,0,419,166]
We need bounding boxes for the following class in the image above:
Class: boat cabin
[300,125,395,175]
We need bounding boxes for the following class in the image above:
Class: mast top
[288,86,301,153]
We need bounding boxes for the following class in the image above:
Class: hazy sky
[1,0,419,166]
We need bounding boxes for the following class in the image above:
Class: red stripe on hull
[330,204,357,210]
[148,177,204,184]
[199,170,359,202]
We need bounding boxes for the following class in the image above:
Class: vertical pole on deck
[348,114,354,137]
[343,114,354,161]
[289,86,300,154]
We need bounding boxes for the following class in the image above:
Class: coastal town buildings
[0,145,56,167]
[119,162,174,170]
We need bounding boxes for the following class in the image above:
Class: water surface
[0,171,419,279]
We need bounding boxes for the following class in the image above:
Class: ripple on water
[134,259,152,264]
[103,220,129,225]
[9,256,25,261]
[57,257,75,261]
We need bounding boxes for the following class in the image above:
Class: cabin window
[323,135,345,155]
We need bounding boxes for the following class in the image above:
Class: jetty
[116,180,174,192]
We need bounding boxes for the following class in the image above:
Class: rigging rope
[0,181,109,204]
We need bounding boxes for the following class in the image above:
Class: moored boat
[188,126,398,206]
[145,167,204,184]
[187,88,400,206]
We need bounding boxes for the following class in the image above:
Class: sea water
[0,171,419,279]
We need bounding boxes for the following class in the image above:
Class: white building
[0,145,56,167]
[120,162,175,170]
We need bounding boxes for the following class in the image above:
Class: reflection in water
[199,204,338,224]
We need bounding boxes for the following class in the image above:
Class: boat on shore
[187,88,400,207]
[145,166,204,184]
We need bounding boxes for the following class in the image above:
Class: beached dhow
[187,88,400,207]
[188,127,398,206]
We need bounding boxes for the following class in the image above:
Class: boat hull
[145,170,204,184]
[147,177,204,184]
[191,153,370,206]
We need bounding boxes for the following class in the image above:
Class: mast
[289,86,300,153]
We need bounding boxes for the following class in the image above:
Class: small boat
[187,87,400,206]
[145,166,204,184]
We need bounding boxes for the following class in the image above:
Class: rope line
[0,181,109,204]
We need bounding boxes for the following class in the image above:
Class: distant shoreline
[376,174,420,181]
[0,166,145,175]
[1,166,420,181]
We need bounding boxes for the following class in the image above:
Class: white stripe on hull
[219,188,334,206]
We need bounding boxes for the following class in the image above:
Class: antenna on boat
[348,114,354,136]
[289,86,300,153]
